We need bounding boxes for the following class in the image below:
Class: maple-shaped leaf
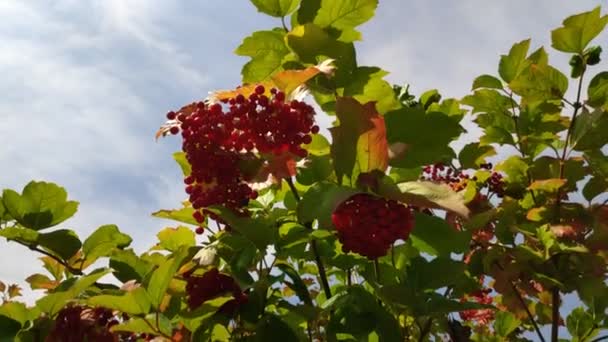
[330,97,389,181]
[252,152,298,185]
[211,59,335,102]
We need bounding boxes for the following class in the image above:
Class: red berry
[166,111,177,120]
[254,85,265,95]
[195,226,205,235]
[169,126,180,135]
[311,125,320,134]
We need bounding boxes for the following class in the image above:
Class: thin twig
[551,287,561,342]
[14,239,83,275]
[285,178,333,299]
[281,16,288,31]
[591,335,608,342]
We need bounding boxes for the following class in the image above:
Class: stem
[142,315,174,340]
[551,287,561,342]
[13,239,83,275]
[373,259,381,283]
[495,261,546,342]
[281,16,288,31]
[285,178,332,299]
[591,336,608,342]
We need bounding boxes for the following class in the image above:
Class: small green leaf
[277,263,313,305]
[551,7,608,53]
[109,249,155,283]
[296,154,333,185]
[510,63,569,102]
[82,225,132,261]
[88,287,152,316]
[250,0,300,17]
[1,181,78,231]
[36,268,111,315]
[297,181,360,228]
[587,71,608,109]
[307,134,331,156]
[494,311,521,337]
[173,152,191,176]
[573,110,608,151]
[472,74,503,90]
[0,226,39,244]
[146,248,189,308]
[236,30,290,83]
[344,67,401,114]
[206,207,275,251]
[409,212,470,256]
[109,317,156,335]
[256,314,300,341]
[566,307,598,341]
[459,143,497,169]
[583,176,607,202]
[152,206,199,226]
[499,39,531,83]
[37,229,81,260]
[314,0,378,30]
[156,226,195,252]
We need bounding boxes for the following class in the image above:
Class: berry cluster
[480,163,505,197]
[459,288,495,325]
[167,85,317,227]
[331,193,414,259]
[185,268,248,313]
[422,163,470,191]
[48,306,147,342]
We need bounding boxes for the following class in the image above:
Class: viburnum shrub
[0,2,607,341]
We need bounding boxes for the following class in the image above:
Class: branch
[591,335,608,342]
[14,239,83,275]
[551,287,561,342]
[285,178,333,299]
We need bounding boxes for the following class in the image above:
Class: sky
[0,0,606,337]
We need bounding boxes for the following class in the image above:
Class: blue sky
[0,0,606,335]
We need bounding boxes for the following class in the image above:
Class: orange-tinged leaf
[25,274,59,291]
[7,284,22,299]
[0,281,5,293]
[253,153,298,184]
[357,114,388,173]
[528,178,566,193]
[212,82,275,101]
[331,97,389,179]
[379,181,470,218]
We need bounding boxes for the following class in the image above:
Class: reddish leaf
[7,284,22,299]
[330,97,389,180]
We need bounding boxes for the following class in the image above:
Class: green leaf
[573,110,608,151]
[496,155,529,193]
[37,229,81,260]
[109,317,156,335]
[296,154,333,185]
[385,107,462,168]
[494,311,521,337]
[297,181,360,227]
[236,30,290,83]
[250,0,300,17]
[25,273,58,290]
[88,287,152,316]
[156,226,195,252]
[566,307,598,341]
[510,63,569,102]
[82,224,132,261]
[0,226,39,244]
[36,268,110,315]
[528,178,567,193]
[379,180,470,218]
[110,249,155,283]
[406,257,468,290]
[1,181,78,231]
[0,315,20,341]
[206,207,275,251]
[499,39,531,83]
[583,176,607,202]
[409,212,471,256]
[551,7,608,53]
[146,247,189,308]
[343,67,401,114]
[277,263,313,305]
[0,302,30,326]
[472,74,503,90]
[173,152,191,176]
[587,71,608,108]
[314,0,378,30]
[571,108,604,149]
[152,206,199,226]
[459,143,496,169]
[307,134,331,156]
[256,314,300,341]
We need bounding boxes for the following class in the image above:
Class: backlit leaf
[551,7,608,53]
[250,0,300,17]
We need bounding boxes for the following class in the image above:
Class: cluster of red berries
[185,268,248,313]
[331,193,414,259]
[459,288,495,325]
[480,163,505,198]
[48,306,150,342]
[422,162,505,197]
[167,85,318,230]
[422,163,471,191]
